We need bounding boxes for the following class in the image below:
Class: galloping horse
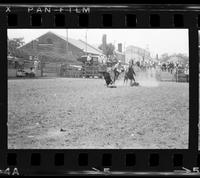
[101,60,138,87]
[124,64,137,86]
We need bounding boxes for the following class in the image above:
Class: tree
[171,53,189,66]
[98,43,115,58]
[160,53,169,62]
[8,38,25,57]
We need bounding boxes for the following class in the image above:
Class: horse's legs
[130,79,133,86]
[112,71,116,84]
[124,78,128,85]
[113,71,119,84]
[113,74,116,84]
[133,76,136,82]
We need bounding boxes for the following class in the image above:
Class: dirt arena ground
[8,77,189,149]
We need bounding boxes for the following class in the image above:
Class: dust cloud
[115,68,159,87]
[137,68,159,87]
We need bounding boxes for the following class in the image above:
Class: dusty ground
[8,77,189,149]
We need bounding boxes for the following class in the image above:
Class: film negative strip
[0,3,199,176]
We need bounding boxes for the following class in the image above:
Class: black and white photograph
[8,29,189,149]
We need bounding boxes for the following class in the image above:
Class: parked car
[16,68,35,78]
[16,69,26,77]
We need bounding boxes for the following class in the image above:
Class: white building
[125,45,151,64]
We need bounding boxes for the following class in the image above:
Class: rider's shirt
[114,63,122,72]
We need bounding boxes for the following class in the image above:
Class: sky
[8,29,189,57]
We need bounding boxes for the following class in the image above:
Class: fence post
[176,68,178,82]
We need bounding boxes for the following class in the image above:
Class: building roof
[126,45,150,54]
[52,32,103,56]
[18,31,103,56]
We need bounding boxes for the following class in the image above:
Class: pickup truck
[16,69,35,78]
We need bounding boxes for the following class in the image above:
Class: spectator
[184,63,189,82]
[162,63,166,71]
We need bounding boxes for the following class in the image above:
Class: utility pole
[131,48,133,60]
[123,42,126,64]
[34,39,44,77]
[35,38,54,77]
[66,29,69,55]
[85,29,88,55]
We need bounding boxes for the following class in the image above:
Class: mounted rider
[128,60,136,83]
[113,60,124,82]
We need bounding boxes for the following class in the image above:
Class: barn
[11,31,103,77]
